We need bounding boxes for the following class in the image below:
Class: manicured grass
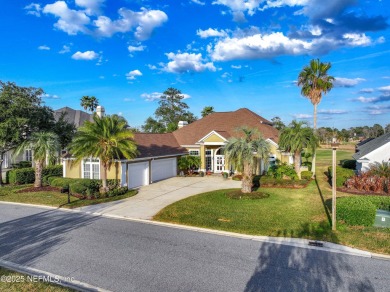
[154,148,390,254]
[0,267,74,292]
[0,185,137,208]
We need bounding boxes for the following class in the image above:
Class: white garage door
[151,158,177,182]
[127,161,149,189]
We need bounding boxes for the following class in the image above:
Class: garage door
[151,158,177,182]
[127,161,149,189]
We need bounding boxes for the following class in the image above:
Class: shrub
[69,182,88,195]
[232,175,243,181]
[106,187,128,197]
[301,161,312,171]
[42,165,63,177]
[341,160,356,170]
[328,166,355,187]
[267,163,298,180]
[301,171,313,180]
[260,176,309,188]
[345,173,388,194]
[337,196,390,226]
[14,161,32,168]
[367,161,390,177]
[8,168,35,184]
[252,175,261,188]
[178,155,201,174]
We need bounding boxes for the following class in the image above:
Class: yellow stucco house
[63,108,291,189]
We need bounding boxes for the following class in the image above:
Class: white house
[353,132,390,172]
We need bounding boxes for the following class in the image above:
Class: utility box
[374,209,390,228]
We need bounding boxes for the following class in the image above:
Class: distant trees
[316,125,386,143]
[80,96,99,113]
[142,88,197,133]
[271,116,285,130]
[201,106,215,117]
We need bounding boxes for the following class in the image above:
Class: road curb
[1,201,388,260]
[0,259,111,292]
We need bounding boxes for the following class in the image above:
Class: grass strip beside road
[0,185,137,209]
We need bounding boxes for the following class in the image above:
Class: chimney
[96,106,105,118]
[178,121,188,129]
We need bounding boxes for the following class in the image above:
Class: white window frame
[189,150,200,156]
[24,149,33,162]
[205,149,213,171]
[82,157,100,179]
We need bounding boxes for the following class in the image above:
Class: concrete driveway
[74,176,241,219]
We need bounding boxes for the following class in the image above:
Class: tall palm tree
[224,127,270,193]
[69,114,138,193]
[201,106,215,117]
[14,132,60,188]
[80,96,99,113]
[278,121,318,179]
[297,58,334,176]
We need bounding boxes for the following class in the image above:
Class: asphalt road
[0,203,389,292]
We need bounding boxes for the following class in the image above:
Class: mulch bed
[337,187,389,197]
[16,186,62,193]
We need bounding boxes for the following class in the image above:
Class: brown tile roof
[134,133,187,158]
[173,108,279,145]
[54,107,93,128]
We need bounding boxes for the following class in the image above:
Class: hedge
[48,177,119,194]
[341,159,357,170]
[7,165,63,185]
[328,166,355,187]
[337,196,390,226]
[260,176,310,188]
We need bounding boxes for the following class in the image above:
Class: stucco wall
[204,134,225,143]
[63,159,122,180]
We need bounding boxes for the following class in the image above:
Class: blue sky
[1,0,389,129]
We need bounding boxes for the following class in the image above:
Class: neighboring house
[353,132,390,172]
[2,107,92,169]
[63,108,292,189]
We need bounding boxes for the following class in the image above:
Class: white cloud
[359,88,374,93]
[38,45,50,50]
[41,93,60,99]
[260,0,308,10]
[333,77,365,88]
[163,52,216,73]
[343,33,371,46]
[231,65,241,69]
[196,28,228,38]
[128,45,145,52]
[211,32,311,61]
[191,0,206,5]
[71,50,99,60]
[59,45,71,54]
[141,92,162,101]
[378,85,390,94]
[75,0,105,15]
[212,0,263,17]
[352,96,378,103]
[293,113,312,119]
[94,8,168,40]
[318,109,347,114]
[43,1,90,35]
[126,69,142,80]
[25,3,42,17]
[147,64,157,70]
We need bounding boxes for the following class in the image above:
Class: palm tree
[297,58,334,176]
[69,114,138,193]
[14,132,60,188]
[224,127,270,193]
[80,96,99,113]
[278,121,318,179]
[201,106,215,117]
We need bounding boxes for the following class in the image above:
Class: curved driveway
[74,176,241,219]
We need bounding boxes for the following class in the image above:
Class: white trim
[266,138,278,147]
[81,158,100,179]
[203,142,227,145]
[197,130,227,144]
[181,145,200,148]
[63,161,66,178]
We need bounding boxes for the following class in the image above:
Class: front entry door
[215,155,225,173]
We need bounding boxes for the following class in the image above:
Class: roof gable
[353,132,390,159]
[197,131,227,144]
[173,108,279,146]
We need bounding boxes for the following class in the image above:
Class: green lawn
[154,148,390,254]
[0,267,74,292]
[0,185,137,208]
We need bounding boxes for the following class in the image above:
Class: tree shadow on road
[244,240,375,292]
[0,209,98,266]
